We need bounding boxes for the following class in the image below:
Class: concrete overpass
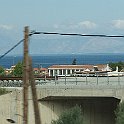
[0,76,124,124]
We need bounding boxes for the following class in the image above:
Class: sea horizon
[3,52,124,57]
[0,53,124,68]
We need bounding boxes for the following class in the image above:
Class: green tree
[0,66,5,76]
[72,58,77,65]
[13,61,23,77]
[115,101,124,124]
[51,105,84,124]
[109,61,124,71]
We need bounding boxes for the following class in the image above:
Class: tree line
[0,61,124,76]
[0,61,23,77]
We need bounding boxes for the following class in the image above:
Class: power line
[31,31,124,37]
[0,31,124,60]
[0,30,33,60]
[0,39,24,60]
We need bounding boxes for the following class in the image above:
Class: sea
[0,54,124,68]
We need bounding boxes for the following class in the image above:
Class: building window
[63,69,66,75]
[67,70,70,74]
[50,70,53,76]
[54,70,57,75]
[72,69,75,74]
[59,69,62,75]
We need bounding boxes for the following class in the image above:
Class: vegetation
[51,105,84,124]
[13,61,23,77]
[0,88,9,95]
[0,66,5,76]
[109,61,124,71]
[115,101,124,124]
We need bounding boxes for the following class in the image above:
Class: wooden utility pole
[23,26,29,124]
[29,57,41,124]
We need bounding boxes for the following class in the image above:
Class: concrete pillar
[62,69,64,76]
[48,70,51,76]
[53,70,55,76]
[65,69,67,76]
[70,70,72,74]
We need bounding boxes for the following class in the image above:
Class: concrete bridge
[0,76,124,124]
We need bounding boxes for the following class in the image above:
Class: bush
[51,105,84,124]
[0,88,8,95]
[0,66,5,76]
[115,101,124,124]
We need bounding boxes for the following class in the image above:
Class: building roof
[33,68,47,71]
[48,64,107,70]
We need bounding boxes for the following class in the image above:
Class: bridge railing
[47,76,124,86]
[0,76,124,87]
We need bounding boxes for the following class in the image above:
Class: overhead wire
[32,31,124,37]
[0,39,24,60]
[0,30,34,60]
[0,31,124,60]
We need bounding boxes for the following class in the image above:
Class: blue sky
[0,0,124,55]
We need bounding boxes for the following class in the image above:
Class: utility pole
[23,26,29,124]
[29,57,41,124]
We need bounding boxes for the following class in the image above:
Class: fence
[0,75,124,87]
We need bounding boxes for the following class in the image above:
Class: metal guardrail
[0,75,124,87]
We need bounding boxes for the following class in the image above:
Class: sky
[0,0,124,55]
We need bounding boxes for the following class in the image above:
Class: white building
[107,66,124,76]
[48,64,112,77]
